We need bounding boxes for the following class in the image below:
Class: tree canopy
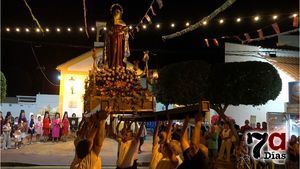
[154,60,282,142]
[154,60,210,106]
[209,61,282,107]
[154,61,282,109]
[0,71,7,103]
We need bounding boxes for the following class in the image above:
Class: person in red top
[254,122,263,132]
[43,111,51,142]
[240,120,252,134]
[62,111,69,142]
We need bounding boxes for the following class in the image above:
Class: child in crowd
[18,110,28,146]
[51,112,61,142]
[27,115,35,144]
[14,117,18,126]
[61,112,69,142]
[20,120,27,146]
[2,118,12,150]
[35,116,43,142]
[43,112,51,142]
[70,113,77,138]
[14,126,22,149]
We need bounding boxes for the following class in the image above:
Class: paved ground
[1,137,152,167]
[1,136,237,169]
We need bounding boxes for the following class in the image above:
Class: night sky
[1,0,298,96]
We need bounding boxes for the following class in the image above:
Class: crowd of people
[1,108,299,169]
[0,110,77,150]
[71,107,300,169]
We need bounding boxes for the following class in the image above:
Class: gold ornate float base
[89,96,155,114]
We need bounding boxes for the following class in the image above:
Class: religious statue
[105,4,130,68]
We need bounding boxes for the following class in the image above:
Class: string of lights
[3,13,298,34]
[30,44,60,86]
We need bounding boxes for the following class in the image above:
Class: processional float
[82,4,155,133]
[81,4,209,127]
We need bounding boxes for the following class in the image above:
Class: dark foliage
[209,61,282,106]
[155,61,282,107]
[0,71,7,102]
[154,60,211,105]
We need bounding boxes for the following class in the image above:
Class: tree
[154,60,211,108]
[154,60,282,143]
[209,61,282,141]
[0,71,7,103]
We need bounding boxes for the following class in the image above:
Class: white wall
[61,73,88,118]
[35,94,59,114]
[0,94,59,119]
[0,103,36,119]
[222,43,296,126]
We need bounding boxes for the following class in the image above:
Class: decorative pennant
[244,28,299,43]
[244,33,251,42]
[293,16,299,28]
[23,0,44,33]
[150,6,156,16]
[204,39,210,47]
[162,0,237,40]
[83,0,89,38]
[135,26,140,33]
[213,38,219,46]
[257,29,264,40]
[156,0,163,9]
[272,23,281,34]
[145,14,152,24]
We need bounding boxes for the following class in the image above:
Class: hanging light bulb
[67,28,71,32]
[6,28,10,32]
[156,24,160,28]
[45,28,50,32]
[56,28,61,32]
[254,16,260,21]
[171,23,175,28]
[219,19,224,24]
[91,27,95,31]
[236,18,241,22]
[273,15,278,20]
[103,27,107,31]
[203,21,207,25]
[79,27,83,32]
[36,28,40,32]
[16,28,20,32]
[185,22,190,26]
[142,25,147,29]
[129,25,133,29]
[25,28,30,32]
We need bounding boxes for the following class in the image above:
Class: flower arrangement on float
[84,66,147,112]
